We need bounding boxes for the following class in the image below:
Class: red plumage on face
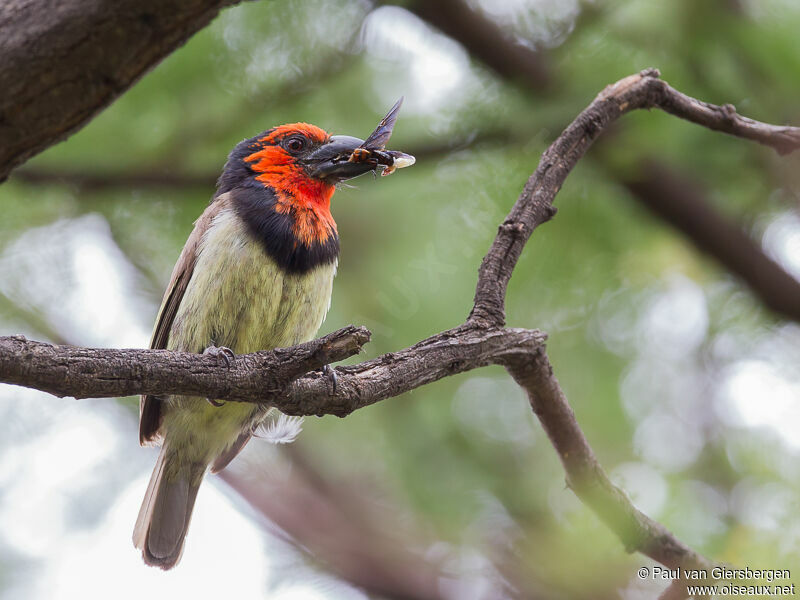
[244,123,337,247]
[258,122,329,146]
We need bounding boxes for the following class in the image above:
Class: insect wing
[361,97,404,150]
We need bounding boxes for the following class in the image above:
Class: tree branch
[404,0,551,91]
[505,351,712,572]
[220,447,458,600]
[8,130,519,193]
[408,5,800,328]
[0,324,544,410]
[468,69,800,326]
[4,70,798,583]
[0,0,243,181]
[621,159,800,323]
[281,326,545,416]
[9,168,217,192]
[0,326,370,401]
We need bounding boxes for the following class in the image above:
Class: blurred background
[1,0,799,598]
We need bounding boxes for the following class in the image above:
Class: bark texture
[0,0,242,181]
[0,326,370,400]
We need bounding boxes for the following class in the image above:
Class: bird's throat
[231,184,340,275]
[245,145,337,247]
[272,183,337,248]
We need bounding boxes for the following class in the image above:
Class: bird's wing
[139,193,232,445]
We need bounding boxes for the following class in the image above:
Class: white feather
[254,412,304,444]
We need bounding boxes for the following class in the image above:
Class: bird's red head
[243,123,336,247]
[244,123,332,199]
[218,122,381,248]
[216,99,407,271]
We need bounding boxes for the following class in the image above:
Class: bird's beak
[305,98,409,182]
[304,135,375,182]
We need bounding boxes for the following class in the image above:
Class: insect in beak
[305,98,415,181]
[348,97,416,177]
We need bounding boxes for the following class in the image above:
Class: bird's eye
[284,136,307,153]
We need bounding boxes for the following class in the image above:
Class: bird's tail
[132,441,206,570]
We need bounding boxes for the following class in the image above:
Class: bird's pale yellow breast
[169,207,336,355]
[162,207,336,460]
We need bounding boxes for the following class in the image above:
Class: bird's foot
[203,344,236,368]
[322,364,338,395]
[203,345,235,407]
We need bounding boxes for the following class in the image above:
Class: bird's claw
[203,345,235,407]
[203,345,236,368]
[322,364,338,395]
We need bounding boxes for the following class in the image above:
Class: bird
[133,100,413,569]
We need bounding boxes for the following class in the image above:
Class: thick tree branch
[281,326,545,416]
[0,325,544,410]
[4,70,797,584]
[0,0,243,181]
[0,326,370,400]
